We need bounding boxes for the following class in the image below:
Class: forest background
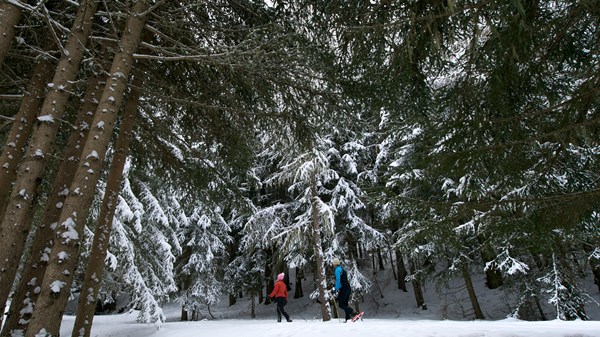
[0,1,599,337]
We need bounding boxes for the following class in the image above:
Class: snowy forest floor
[60,265,600,336]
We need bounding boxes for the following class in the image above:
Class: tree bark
[462,265,485,319]
[0,72,104,337]
[310,172,330,321]
[293,267,303,299]
[0,52,55,223]
[408,257,426,309]
[71,68,142,337]
[181,305,188,321]
[395,249,408,292]
[591,256,600,293]
[0,0,98,321]
[25,2,149,336]
[250,292,256,319]
[0,2,21,66]
[377,248,385,270]
[480,242,503,289]
[265,252,273,305]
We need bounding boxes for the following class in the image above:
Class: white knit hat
[332,258,340,266]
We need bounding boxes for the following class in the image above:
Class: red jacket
[269,280,288,300]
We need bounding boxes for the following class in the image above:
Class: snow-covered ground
[57,263,600,336]
[59,311,600,337]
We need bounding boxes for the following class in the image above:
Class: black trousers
[337,288,355,319]
[274,297,290,321]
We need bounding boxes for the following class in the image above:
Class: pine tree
[175,205,231,320]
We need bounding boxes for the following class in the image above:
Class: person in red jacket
[269,272,292,322]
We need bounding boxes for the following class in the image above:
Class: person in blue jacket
[332,258,359,322]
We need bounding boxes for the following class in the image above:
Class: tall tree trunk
[181,305,188,321]
[395,249,408,292]
[0,2,21,66]
[250,292,256,319]
[310,172,330,321]
[377,248,385,270]
[347,234,358,260]
[25,2,149,336]
[1,73,104,337]
[461,265,484,319]
[388,246,397,280]
[71,69,142,337]
[0,52,55,223]
[0,0,98,322]
[408,257,426,309]
[265,251,273,305]
[294,267,303,299]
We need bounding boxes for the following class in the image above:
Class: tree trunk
[250,293,256,319]
[0,2,21,66]
[71,68,142,337]
[591,256,600,294]
[25,2,149,336]
[388,246,397,280]
[294,267,303,299]
[0,72,104,337]
[347,234,358,260]
[395,249,408,292]
[265,253,273,305]
[0,52,55,223]
[462,265,484,319]
[408,257,426,309]
[0,0,98,321]
[310,172,330,321]
[377,248,385,270]
[480,242,503,289]
[181,304,188,321]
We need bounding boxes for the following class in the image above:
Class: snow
[37,115,54,123]
[57,311,600,337]
[86,150,100,160]
[54,264,600,337]
[50,280,67,293]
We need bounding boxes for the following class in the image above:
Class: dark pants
[274,297,290,321]
[337,287,355,320]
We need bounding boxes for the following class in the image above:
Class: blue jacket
[334,265,350,291]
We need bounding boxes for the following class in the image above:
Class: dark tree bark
[480,242,503,289]
[0,0,98,323]
[462,265,485,320]
[1,72,104,337]
[294,267,304,299]
[377,248,385,270]
[408,258,426,309]
[25,2,150,335]
[71,68,143,337]
[265,251,273,305]
[0,52,55,223]
[0,2,21,66]
[395,249,408,292]
[310,172,330,321]
[591,256,600,293]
